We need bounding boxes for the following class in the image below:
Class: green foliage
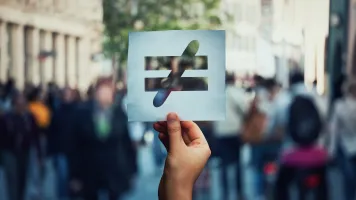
[102,0,226,65]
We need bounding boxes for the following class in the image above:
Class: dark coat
[47,102,77,155]
[0,111,40,154]
[69,101,137,195]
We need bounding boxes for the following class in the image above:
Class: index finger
[181,121,207,143]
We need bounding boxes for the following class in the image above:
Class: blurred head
[289,71,304,86]
[62,87,75,103]
[313,80,317,87]
[263,78,279,101]
[27,87,41,102]
[226,71,235,85]
[73,89,81,102]
[343,79,356,98]
[95,77,115,108]
[12,92,27,112]
[6,78,15,88]
[253,74,265,87]
[87,85,95,100]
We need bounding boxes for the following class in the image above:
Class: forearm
[158,174,193,200]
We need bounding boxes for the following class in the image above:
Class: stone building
[0,0,103,91]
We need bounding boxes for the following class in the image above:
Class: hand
[153,113,211,200]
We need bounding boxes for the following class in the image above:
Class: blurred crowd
[0,77,137,200]
[1,68,356,200]
[191,70,356,200]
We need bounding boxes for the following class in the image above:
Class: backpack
[288,95,322,146]
[241,97,268,144]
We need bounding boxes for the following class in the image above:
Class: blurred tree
[103,0,231,67]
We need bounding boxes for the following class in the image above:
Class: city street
[124,144,345,200]
[0,144,346,200]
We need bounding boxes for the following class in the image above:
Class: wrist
[159,173,193,200]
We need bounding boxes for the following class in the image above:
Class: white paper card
[127,30,226,122]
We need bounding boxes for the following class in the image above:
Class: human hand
[153,113,211,200]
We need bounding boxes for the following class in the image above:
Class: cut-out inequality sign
[127,30,226,122]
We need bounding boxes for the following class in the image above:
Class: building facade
[0,0,103,91]
[221,0,261,75]
[272,0,329,93]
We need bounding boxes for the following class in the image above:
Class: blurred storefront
[0,0,103,91]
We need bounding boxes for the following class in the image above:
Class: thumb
[166,112,184,152]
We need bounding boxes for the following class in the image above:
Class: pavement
[0,144,346,200]
[124,144,345,200]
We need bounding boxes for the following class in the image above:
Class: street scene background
[0,0,356,200]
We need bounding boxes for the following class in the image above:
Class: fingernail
[167,113,178,123]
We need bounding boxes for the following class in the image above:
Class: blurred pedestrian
[275,94,327,200]
[0,92,41,200]
[213,72,249,200]
[289,72,327,120]
[2,78,17,112]
[46,82,61,112]
[48,87,77,199]
[27,87,51,177]
[73,88,82,103]
[120,91,140,175]
[28,87,51,133]
[249,78,289,199]
[329,79,356,200]
[69,77,136,200]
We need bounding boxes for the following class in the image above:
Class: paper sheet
[127,30,226,122]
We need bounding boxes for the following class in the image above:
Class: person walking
[0,93,41,200]
[48,87,77,199]
[69,78,136,200]
[213,72,249,200]
[329,79,356,200]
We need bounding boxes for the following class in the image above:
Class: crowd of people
[1,68,356,200]
[0,77,137,200]
[192,70,356,200]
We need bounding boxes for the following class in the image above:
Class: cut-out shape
[148,40,207,107]
[146,77,208,91]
